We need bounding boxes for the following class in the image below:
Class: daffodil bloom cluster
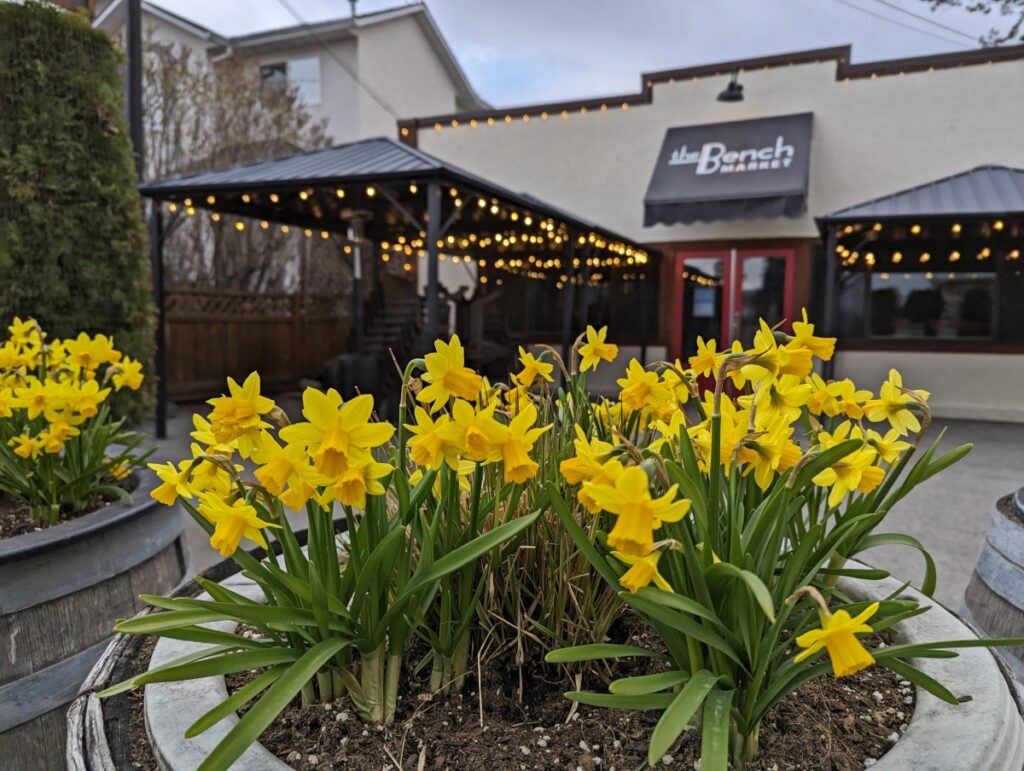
[405,335,552,485]
[0,318,147,525]
[549,313,989,770]
[149,373,395,557]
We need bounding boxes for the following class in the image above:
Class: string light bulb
[950,250,961,262]
[270,193,279,203]
[234,221,244,231]
[910,224,922,235]
[892,251,902,264]
[994,220,1005,231]
[951,223,962,234]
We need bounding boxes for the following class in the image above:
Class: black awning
[644,113,813,226]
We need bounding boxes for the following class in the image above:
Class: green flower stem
[316,670,334,702]
[361,643,386,723]
[730,720,760,769]
[383,652,402,723]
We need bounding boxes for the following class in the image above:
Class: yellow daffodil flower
[790,308,836,361]
[199,494,280,557]
[749,374,812,425]
[405,406,458,469]
[795,602,879,677]
[812,445,883,508]
[39,420,79,453]
[498,402,551,483]
[0,387,15,419]
[321,460,393,508]
[437,399,507,462]
[513,347,554,387]
[111,358,145,391]
[252,432,318,504]
[149,460,195,506]
[70,379,111,418]
[583,467,690,557]
[688,336,724,378]
[617,359,672,415]
[866,428,912,465]
[613,549,673,593]
[417,335,483,412]
[281,389,393,477]
[8,317,40,346]
[865,369,929,436]
[207,372,276,457]
[738,417,801,490]
[578,325,618,372]
[10,433,43,459]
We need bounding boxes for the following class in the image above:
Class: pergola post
[424,181,442,345]
[560,241,577,364]
[150,203,167,439]
[822,225,838,380]
[348,215,366,352]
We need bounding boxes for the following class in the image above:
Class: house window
[260,56,320,106]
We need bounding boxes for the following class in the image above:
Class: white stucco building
[397,44,1024,422]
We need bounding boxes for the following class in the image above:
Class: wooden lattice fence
[164,288,347,400]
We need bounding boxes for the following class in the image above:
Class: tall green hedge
[0,1,154,420]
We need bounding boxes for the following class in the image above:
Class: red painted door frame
[671,247,797,360]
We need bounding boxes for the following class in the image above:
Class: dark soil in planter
[227,631,912,771]
[0,477,136,540]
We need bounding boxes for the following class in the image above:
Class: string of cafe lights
[835,219,1022,270]
[398,50,1010,141]
[164,183,652,287]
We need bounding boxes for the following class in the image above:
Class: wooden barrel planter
[66,523,338,771]
[0,473,186,770]
[962,487,1024,680]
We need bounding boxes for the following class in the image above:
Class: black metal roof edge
[138,137,657,254]
[817,164,1024,226]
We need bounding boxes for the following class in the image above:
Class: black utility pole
[126,0,144,179]
[150,207,167,439]
[424,182,442,346]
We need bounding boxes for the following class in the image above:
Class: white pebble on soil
[661,754,674,765]
[286,751,302,762]
[887,732,899,742]
[864,759,877,768]
[579,740,590,752]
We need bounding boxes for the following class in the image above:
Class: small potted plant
[0,318,185,769]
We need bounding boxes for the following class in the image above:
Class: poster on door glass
[692,286,716,318]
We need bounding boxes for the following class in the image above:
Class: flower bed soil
[101,598,913,770]
[0,479,134,540]
[222,631,911,771]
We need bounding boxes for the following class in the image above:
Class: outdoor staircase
[347,275,424,415]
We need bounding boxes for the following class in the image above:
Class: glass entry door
[674,248,795,359]
[675,252,728,359]
[731,250,795,344]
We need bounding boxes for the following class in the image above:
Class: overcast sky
[154,0,1001,105]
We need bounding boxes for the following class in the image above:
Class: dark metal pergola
[816,165,1024,376]
[140,136,657,437]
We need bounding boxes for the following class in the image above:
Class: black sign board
[644,112,813,226]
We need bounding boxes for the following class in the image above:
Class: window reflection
[867,271,993,339]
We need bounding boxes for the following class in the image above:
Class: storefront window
[867,271,994,339]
